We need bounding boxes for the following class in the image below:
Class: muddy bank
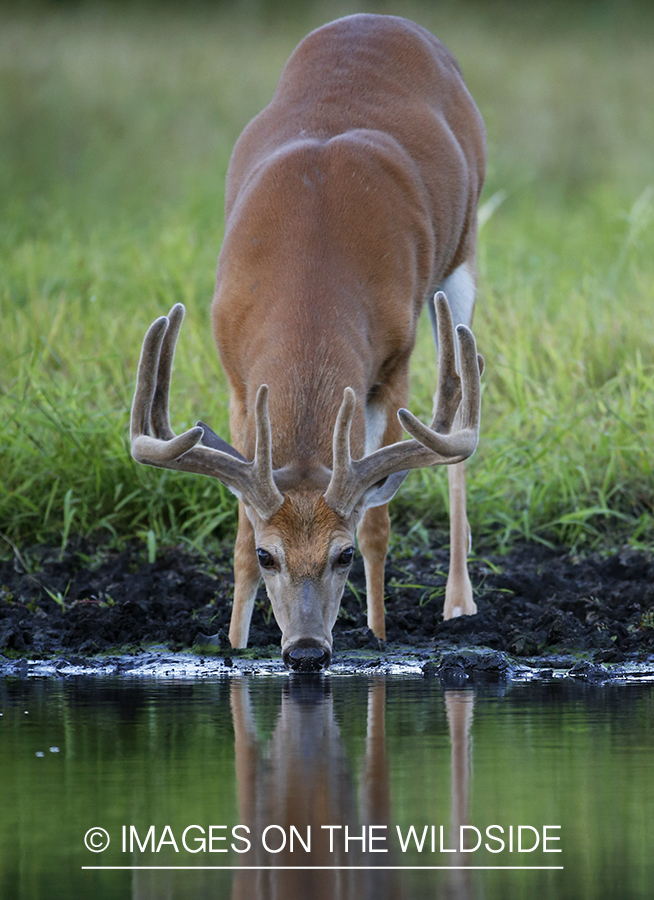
[1,538,653,675]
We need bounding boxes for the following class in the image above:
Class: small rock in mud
[436,650,511,686]
[568,659,609,681]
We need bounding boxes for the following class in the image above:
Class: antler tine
[150,302,185,441]
[396,290,480,454]
[252,385,285,511]
[323,293,482,519]
[131,306,205,464]
[130,314,168,446]
[130,307,284,519]
[431,291,462,434]
[457,325,482,433]
[322,387,357,512]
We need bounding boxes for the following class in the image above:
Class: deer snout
[283,639,331,672]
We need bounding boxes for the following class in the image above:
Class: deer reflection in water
[231,678,477,900]
[443,689,476,900]
[231,677,399,899]
[130,678,477,900]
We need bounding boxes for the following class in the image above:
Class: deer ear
[354,469,409,515]
[197,421,247,461]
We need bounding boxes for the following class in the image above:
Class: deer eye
[256,548,277,570]
[336,547,355,568]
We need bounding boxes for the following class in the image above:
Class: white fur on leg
[428,268,478,619]
[437,262,476,328]
[443,460,477,620]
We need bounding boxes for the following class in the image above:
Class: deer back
[212,13,485,468]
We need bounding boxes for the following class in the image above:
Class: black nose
[283,641,331,672]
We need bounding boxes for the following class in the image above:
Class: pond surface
[1,673,652,900]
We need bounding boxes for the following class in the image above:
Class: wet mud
[1,538,653,677]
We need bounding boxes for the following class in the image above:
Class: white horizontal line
[82,865,564,871]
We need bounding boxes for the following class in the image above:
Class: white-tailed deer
[130,14,486,670]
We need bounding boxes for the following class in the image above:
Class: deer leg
[229,501,262,647]
[444,459,477,618]
[356,377,407,639]
[435,261,478,619]
[357,503,391,639]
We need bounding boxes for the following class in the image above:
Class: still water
[1,673,652,900]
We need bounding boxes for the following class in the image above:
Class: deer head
[130,294,482,670]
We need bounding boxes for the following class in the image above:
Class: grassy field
[1,0,653,559]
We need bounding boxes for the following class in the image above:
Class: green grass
[1,0,653,556]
